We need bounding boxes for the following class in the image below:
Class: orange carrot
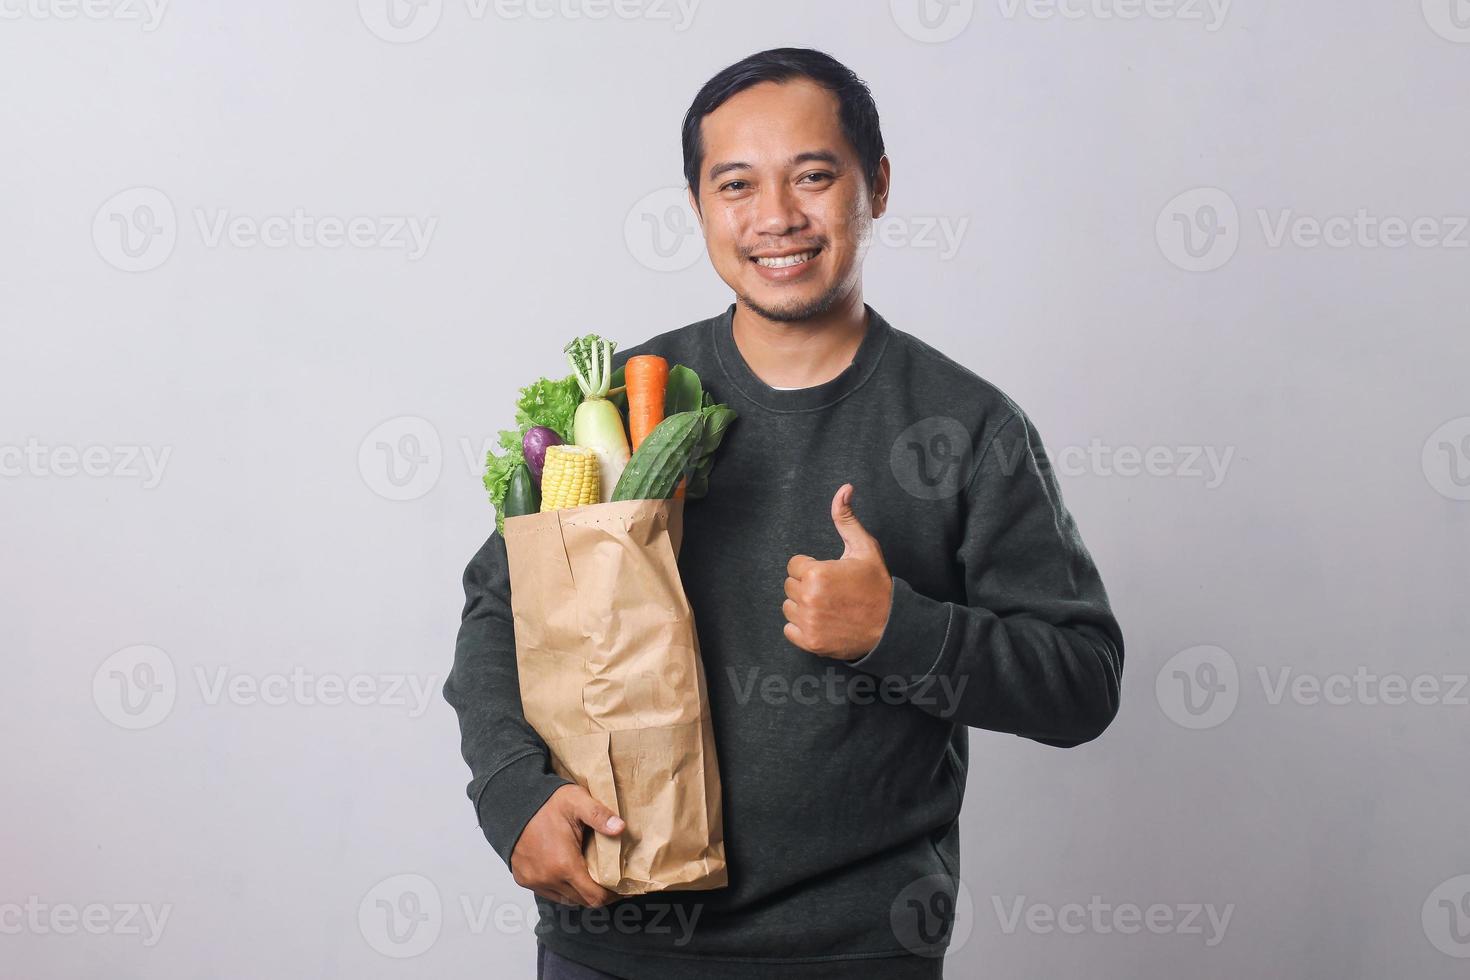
[625,355,669,451]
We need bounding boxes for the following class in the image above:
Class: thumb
[568,786,625,836]
[831,483,880,560]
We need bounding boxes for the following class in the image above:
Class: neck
[730,289,869,389]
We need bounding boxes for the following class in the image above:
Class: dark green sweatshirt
[444,303,1124,979]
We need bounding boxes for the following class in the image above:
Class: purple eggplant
[521,426,563,483]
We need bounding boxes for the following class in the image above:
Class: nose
[752,180,808,240]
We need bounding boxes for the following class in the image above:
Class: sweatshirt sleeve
[443,531,573,865]
[849,410,1124,747]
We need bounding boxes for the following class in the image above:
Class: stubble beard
[738,276,848,324]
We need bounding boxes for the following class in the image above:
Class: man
[446,47,1124,979]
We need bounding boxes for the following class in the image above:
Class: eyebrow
[706,150,842,184]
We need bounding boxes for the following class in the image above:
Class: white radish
[564,334,631,502]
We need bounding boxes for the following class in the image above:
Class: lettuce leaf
[483,428,526,535]
[481,374,582,533]
[515,375,581,443]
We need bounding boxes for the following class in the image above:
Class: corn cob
[539,445,601,511]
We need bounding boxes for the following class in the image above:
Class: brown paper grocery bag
[503,497,727,895]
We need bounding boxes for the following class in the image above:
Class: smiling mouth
[750,248,821,269]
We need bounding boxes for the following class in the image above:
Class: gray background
[4,1,1469,977]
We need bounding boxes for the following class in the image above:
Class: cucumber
[611,411,705,501]
[503,463,539,518]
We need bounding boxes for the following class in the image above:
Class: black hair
[681,47,885,202]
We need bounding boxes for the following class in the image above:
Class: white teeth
[754,250,816,268]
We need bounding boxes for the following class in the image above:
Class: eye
[799,171,834,185]
[719,180,749,192]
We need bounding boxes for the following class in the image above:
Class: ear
[687,185,704,228]
[869,155,891,222]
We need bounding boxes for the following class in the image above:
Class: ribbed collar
[709,301,892,413]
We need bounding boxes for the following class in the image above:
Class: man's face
[690,78,889,323]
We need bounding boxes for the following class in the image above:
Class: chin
[740,282,844,323]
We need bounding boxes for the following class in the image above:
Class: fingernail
[607,816,624,832]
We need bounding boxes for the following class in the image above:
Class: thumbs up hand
[783,484,894,661]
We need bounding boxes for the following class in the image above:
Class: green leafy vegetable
[479,349,735,522]
[664,365,703,417]
[514,375,581,443]
[483,375,582,533]
[683,404,738,499]
[483,432,524,535]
